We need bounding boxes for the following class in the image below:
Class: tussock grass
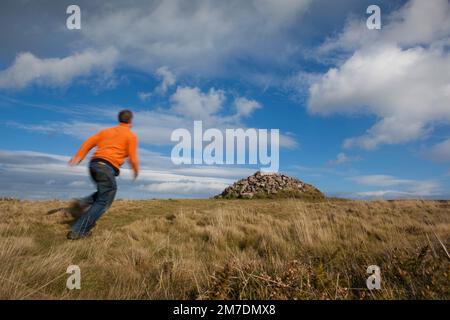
[0,198,449,299]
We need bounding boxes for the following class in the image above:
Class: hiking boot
[67,199,90,219]
[66,231,92,240]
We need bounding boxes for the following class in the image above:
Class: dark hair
[118,110,133,123]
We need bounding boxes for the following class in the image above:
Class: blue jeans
[71,161,117,235]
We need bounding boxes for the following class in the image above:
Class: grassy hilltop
[0,198,449,299]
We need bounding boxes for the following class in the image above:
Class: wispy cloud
[5,86,297,149]
[0,48,118,89]
[138,92,152,102]
[350,174,441,198]
[327,152,361,166]
[0,149,250,199]
[427,138,450,162]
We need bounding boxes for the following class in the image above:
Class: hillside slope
[0,198,449,299]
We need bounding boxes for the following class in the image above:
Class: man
[67,110,139,240]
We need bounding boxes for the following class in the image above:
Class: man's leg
[80,192,98,206]
[68,169,99,218]
[67,193,97,219]
[78,164,103,206]
[70,163,117,237]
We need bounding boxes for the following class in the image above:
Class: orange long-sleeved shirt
[73,123,139,174]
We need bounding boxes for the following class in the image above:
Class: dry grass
[0,198,449,300]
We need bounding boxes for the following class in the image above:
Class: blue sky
[0,0,449,199]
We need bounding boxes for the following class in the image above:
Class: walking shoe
[66,231,92,240]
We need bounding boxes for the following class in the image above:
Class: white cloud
[0,149,246,199]
[1,149,444,200]
[428,138,450,162]
[155,66,176,94]
[138,180,228,195]
[308,0,450,150]
[356,190,412,198]
[278,134,298,150]
[8,110,298,150]
[328,152,361,165]
[172,166,255,179]
[133,103,298,149]
[234,97,262,118]
[333,153,351,165]
[69,181,89,187]
[350,174,441,197]
[0,0,313,90]
[138,66,177,100]
[356,188,439,199]
[138,92,152,101]
[170,86,226,120]
[351,175,413,187]
[310,44,450,149]
[0,48,118,89]
[6,120,109,140]
[81,0,311,76]
[319,0,450,55]
[382,0,450,47]
[5,85,297,150]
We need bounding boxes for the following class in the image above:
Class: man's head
[118,110,133,124]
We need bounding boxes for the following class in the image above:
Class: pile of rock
[215,171,324,199]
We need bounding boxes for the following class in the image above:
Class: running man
[67,110,139,240]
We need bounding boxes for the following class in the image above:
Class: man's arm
[128,134,140,179]
[69,133,100,166]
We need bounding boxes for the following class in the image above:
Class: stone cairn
[215,171,324,199]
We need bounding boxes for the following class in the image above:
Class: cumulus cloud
[379,0,450,47]
[319,0,450,55]
[170,87,265,125]
[170,86,226,120]
[0,48,118,89]
[308,0,450,150]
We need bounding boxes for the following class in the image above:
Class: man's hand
[133,170,139,181]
